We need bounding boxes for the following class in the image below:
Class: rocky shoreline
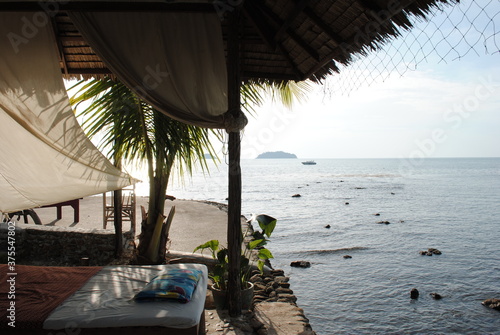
[199,201,316,334]
[202,266,316,335]
[159,200,316,334]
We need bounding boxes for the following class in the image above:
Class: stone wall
[0,222,135,265]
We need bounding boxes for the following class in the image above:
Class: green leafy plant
[194,214,277,291]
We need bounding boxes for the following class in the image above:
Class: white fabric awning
[69,11,230,129]
[0,12,135,213]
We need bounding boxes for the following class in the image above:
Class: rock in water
[410,288,419,299]
[324,224,331,229]
[428,248,442,255]
[430,293,443,300]
[290,261,311,268]
[482,298,500,311]
[420,248,442,256]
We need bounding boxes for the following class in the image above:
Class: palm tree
[70,77,310,264]
[70,78,219,263]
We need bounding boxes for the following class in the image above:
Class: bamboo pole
[227,8,243,317]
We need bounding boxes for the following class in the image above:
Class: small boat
[302,160,316,165]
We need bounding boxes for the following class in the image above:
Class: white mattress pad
[43,264,208,329]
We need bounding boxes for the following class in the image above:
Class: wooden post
[113,189,123,258]
[113,152,123,258]
[227,7,242,317]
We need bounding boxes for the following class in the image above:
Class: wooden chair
[103,186,136,234]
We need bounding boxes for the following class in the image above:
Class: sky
[232,1,500,159]
[237,56,500,159]
[70,1,500,161]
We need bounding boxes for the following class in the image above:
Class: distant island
[256,151,297,159]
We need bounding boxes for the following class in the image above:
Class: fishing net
[325,0,500,95]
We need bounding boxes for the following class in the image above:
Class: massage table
[0,263,207,334]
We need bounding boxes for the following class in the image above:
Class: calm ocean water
[140,157,500,334]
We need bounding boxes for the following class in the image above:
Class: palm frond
[241,79,313,115]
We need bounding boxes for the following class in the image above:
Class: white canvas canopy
[68,11,230,128]
[0,13,135,213]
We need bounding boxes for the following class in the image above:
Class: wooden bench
[40,198,81,223]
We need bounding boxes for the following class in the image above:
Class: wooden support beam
[226,7,243,317]
[50,18,68,75]
[61,33,273,45]
[287,29,320,62]
[0,1,215,12]
[242,71,298,81]
[276,43,303,81]
[60,36,87,42]
[62,68,112,75]
[254,0,320,61]
[242,4,277,50]
[355,0,385,12]
[243,2,303,80]
[274,0,310,41]
[302,5,344,47]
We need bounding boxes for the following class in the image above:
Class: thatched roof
[1,0,456,83]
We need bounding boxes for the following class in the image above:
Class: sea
[137,157,500,334]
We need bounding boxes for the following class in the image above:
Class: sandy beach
[33,195,231,254]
